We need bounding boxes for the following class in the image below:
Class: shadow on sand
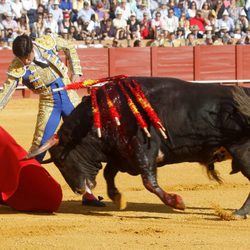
[0,201,234,219]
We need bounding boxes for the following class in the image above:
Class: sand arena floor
[0,98,249,250]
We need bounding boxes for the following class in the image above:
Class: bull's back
[130,76,240,148]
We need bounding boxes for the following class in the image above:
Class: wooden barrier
[1,45,250,98]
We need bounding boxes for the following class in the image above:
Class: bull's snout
[75,178,96,195]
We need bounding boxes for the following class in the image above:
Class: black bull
[39,77,250,217]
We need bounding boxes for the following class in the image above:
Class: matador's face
[19,50,35,65]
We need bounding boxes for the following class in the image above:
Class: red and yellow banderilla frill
[118,80,151,138]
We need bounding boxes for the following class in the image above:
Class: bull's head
[26,133,105,195]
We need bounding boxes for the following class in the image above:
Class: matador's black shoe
[82,196,106,207]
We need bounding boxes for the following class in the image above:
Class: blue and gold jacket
[0,34,82,109]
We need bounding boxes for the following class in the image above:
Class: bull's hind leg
[104,163,127,210]
[228,140,250,219]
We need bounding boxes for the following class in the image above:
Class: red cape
[0,127,62,212]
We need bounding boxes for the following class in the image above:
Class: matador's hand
[71,74,82,83]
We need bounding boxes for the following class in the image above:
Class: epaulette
[7,58,26,78]
[33,34,56,50]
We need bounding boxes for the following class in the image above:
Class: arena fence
[1,45,250,97]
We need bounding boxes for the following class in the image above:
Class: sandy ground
[0,98,249,250]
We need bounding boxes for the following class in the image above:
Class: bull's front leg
[103,163,127,210]
[141,167,185,211]
[130,136,185,210]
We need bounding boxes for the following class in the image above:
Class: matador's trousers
[31,78,80,162]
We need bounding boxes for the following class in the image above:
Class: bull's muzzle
[75,179,96,195]
[24,134,59,159]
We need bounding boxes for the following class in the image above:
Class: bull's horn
[25,134,59,159]
[41,158,53,164]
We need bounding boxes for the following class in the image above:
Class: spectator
[205,9,218,32]
[232,26,243,39]
[49,0,64,25]
[189,24,203,38]
[236,9,249,33]
[72,0,84,22]
[44,13,59,34]
[203,25,213,37]
[190,9,206,34]
[77,1,96,24]
[214,0,226,19]
[174,0,188,19]
[100,11,110,30]
[113,9,127,39]
[223,0,231,8]
[179,11,190,35]
[140,12,151,39]
[115,0,131,21]
[151,11,165,38]
[201,2,211,19]
[95,1,106,21]
[17,14,30,35]
[157,1,169,20]
[186,33,198,46]
[2,12,18,37]
[228,0,242,21]
[112,38,119,47]
[102,0,111,12]
[31,13,45,38]
[193,0,207,10]
[22,0,38,28]
[164,32,180,47]
[59,0,73,12]
[176,27,185,39]
[246,0,250,21]
[0,0,11,18]
[212,34,223,45]
[204,34,213,44]
[37,4,46,16]
[100,18,116,40]
[188,1,198,18]
[168,0,176,9]
[60,11,73,35]
[136,2,151,22]
[217,9,235,34]
[133,39,142,47]
[86,13,101,39]
[127,12,141,39]
[11,0,23,21]
[217,23,230,40]
[149,0,159,15]
[235,0,245,8]
[0,22,4,40]
[150,31,165,47]
[60,27,69,39]
[164,8,179,33]
[68,25,79,40]
[74,16,85,33]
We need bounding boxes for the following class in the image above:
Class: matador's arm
[54,35,83,77]
[0,58,24,110]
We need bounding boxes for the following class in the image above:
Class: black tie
[33,59,49,68]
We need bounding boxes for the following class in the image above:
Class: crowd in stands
[0,0,250,48]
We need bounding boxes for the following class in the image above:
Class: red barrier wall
[1,45,250,97]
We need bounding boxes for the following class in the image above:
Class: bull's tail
[206,163,223,184]
[233,87,250,117]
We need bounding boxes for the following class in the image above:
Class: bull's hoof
[233,209,249,220]
[165,193,185,211]
[113,193,127,210]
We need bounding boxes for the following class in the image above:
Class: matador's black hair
[12,34,33,58]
